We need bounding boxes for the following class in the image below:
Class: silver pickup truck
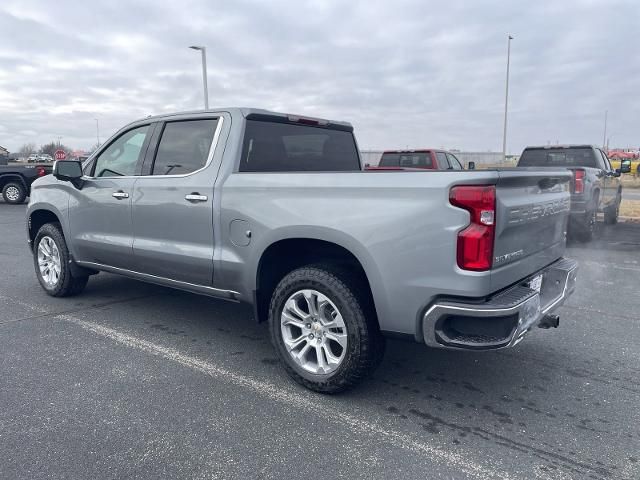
[27,108,577,392]
[518,145,631,241]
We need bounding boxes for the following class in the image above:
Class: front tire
[33,223,88,297]
[604,194,620,225]
[2,182,27,204]
[268,265,384,393]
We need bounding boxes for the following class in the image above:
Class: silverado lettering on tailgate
[506,198,570,225]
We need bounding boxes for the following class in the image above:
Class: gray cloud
[0,0,638,153]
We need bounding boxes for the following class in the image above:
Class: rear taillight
[36,166,46,177]
[573,169,585,194]
[449,185,496,271]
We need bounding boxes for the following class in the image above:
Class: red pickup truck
[365,149,471,171]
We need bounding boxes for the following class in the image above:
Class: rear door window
[151,119,218,175]
[435,152,449,169]
[599,150,612,170]
[240,120,360,172]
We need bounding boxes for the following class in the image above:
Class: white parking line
[60,314,512,480]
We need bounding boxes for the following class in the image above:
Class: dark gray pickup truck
[0,163,52,204]
[518,145,631,241]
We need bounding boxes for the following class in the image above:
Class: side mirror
[468,161,476,170]
[53,160,84,188]
[619,159,632,174]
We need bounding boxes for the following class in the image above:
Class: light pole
[94,118,100,147]
[602,110,608,150]
[189,46,209,109]
[502,34,513,162]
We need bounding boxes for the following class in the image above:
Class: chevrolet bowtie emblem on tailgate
[507,198,570,225]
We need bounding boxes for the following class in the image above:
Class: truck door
[68,124,153,269]
[130,115,225,286]
[598,149,618,208]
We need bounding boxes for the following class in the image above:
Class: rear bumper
[422,257,578,350]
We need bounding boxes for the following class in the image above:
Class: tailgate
[491,169,571,291]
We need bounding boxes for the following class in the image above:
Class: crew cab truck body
[0,163,51,204]
[27,108,577,392]
[518,145,629,241]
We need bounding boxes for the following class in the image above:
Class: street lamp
[602,110,608,149]
[94,118,100,147]
[189,46,209,110]
[502,34,513,162]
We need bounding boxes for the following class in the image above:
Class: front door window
[93,125,150,177]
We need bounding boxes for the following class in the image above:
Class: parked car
[366,149,472,170]
[0,163,52,204]
[27,154,54,164]
[517,145,630,241]
[27,108,577,392]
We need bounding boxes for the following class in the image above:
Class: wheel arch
[0,174,28,191]
[251,230,385,326]
[27,208,63,251]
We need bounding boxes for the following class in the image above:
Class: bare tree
[18,143,37,155]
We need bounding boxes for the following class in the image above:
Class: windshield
[518,148,597,168]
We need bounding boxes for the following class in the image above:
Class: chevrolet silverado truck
[518,145,631,241]
[1,163,52,204]
[26,108,577,392]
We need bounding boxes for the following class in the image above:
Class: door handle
[185,193,208,202]
[112,191,129,199]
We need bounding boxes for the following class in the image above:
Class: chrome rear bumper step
[422,257,578,350]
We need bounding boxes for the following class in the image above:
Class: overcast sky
[0,0,638,153]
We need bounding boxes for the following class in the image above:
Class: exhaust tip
[538,314,560,329]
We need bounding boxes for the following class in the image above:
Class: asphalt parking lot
[1,202,639,480]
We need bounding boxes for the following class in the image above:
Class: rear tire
[2,182,27,204]
[268,264,384,393]
[33,223,88,297]
[577,194,599,242]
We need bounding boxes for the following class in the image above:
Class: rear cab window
[518,148,598,168]
[379,152,434,168]
[239,118,360,172]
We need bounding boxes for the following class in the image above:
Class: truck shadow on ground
[568,221,640,251]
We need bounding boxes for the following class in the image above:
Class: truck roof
[382,148,447,154]
[133,108,353,130]
[523,144,596,150]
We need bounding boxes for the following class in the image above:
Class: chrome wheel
[37,236,62,287]
[280,289,348,375]
[5,185,20,202]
